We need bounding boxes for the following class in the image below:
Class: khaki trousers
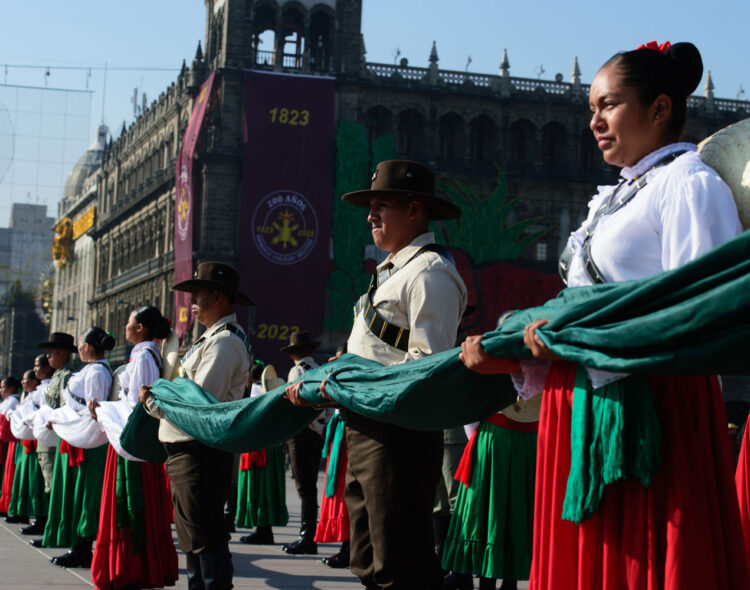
[36,444,56,494]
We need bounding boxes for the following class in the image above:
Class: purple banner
[173,72,215,340]
[239,71,335,369]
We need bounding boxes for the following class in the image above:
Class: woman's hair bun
[83,326,116,353]
[101,332,116,351]
[665,42,703,96]
[134,306,171,340]
[603,41,704,140]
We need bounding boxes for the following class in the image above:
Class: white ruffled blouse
[117,341,161,407]
[516,143,742,395]
[63,360,113,412]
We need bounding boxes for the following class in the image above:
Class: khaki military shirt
[44,363,73,410]
[37,361,73,452]
[347,232,467,367]
[146,313,250,443]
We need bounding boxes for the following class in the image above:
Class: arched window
[281,7,304,69]
[252,3,277,66]
[469,115,496,162]
[438,113,464,159]
[365,106,393,148]
[397,109,424,157]
[541,122,567,170]
[309,10,333,73]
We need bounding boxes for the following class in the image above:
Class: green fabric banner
[486,228,750,374]
[122,229,750,462]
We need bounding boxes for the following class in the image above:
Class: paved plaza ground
[0,469,528,589]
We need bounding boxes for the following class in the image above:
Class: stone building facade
[61,0,748,363]
[87,78,187,361]
[50,125,108,339]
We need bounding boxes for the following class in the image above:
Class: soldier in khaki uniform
[140,262,251,590]
[280,331,331,555]
[27,333,76,543]
[288,160,467,589]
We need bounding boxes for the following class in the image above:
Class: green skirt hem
[236,445,288,528]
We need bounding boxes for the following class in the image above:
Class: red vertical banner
[173,72,215,339]
[238,71,335,368]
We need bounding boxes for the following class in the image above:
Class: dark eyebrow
[594,92,622,103]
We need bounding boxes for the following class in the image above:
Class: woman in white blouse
[90,306,178,590]
[461,42,749,590]
[45,327,114,568]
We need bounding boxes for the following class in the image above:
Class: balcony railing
[364,62,750,113]
[100,164,173,226]
[255,50,274,66]
[94,251,174,297]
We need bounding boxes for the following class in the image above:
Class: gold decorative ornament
[52,217,74,268]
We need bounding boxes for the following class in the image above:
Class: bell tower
[202,0,364,75]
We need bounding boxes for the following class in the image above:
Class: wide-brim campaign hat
[341,159,461,220]
[280,330,321,353]
[698,117,750,230]
[171,261,254,306]
[37,332,77,352]
[261,365,286,393]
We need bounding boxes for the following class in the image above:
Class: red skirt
[91,445,178,590]
[314,439,349,543]
[735,414,750,566]
[0,442,18,513]
[531,363,750,590]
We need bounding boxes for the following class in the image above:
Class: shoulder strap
[353,242,455,352]
[407,243,456,267]
[180,322,251,368]
[70,362,112,406]
[222,322,250,351]
[143,347,162,370]
[559,150,686,285]
[95,360,113,377]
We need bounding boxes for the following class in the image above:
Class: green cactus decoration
[324,121,395,331]
[433,165,547,263]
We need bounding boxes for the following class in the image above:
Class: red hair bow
[637,40,671,53]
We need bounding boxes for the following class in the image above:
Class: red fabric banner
[173,72,216,340]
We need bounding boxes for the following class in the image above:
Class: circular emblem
[252,189,319,265]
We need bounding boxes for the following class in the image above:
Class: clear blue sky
[1,0,748,222]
